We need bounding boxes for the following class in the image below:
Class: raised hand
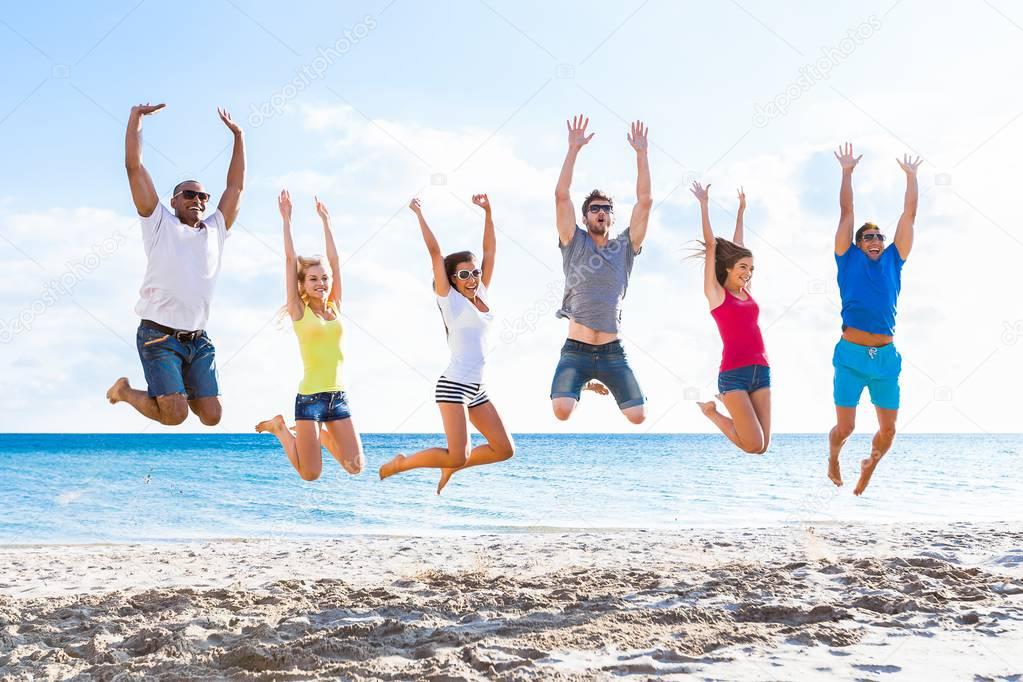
[690,181,711,204]
[279,190,293,221]
[217,107,243,135]
[314,195,330,222]
[566,114,595,150]
[737,186,746,211]
[471,193,491,212]
[409,197,423,215]
[627,120,648,152]
[896,153,923,176]
[834,142,862,170]
[131,102,166,118]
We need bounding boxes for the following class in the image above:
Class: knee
[757,437,771,455]
[299,468,321,482]
[741,437,765,455]
[160,403,189,426]
[625,409,646,425]
[833,423,855,440]
[552,402,573,421]
[879,424,896,440]
[198,408,222,426]
[497,441,516,461]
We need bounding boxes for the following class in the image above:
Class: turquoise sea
[1,433,1020,544]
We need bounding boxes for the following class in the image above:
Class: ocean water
[0,433,1020,544]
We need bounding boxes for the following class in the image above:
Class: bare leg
[697,391,765,454]
[322,419,364,475]
[107,378,188,425]
[854,407,897,496]
[255,416,323,481]
[622,404,646,425]
[749,388,772,454]
[188,396,222,427]
[437,401,515,494]
[829,406,857,487]
[380,403,469,479]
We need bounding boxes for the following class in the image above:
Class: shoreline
[2,523,1021,679]
[3,518,1009,549]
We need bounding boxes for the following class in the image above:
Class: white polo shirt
[134,203,229,331]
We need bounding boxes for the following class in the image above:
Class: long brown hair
[691,237,753,286]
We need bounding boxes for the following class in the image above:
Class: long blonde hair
[276,255,334,325]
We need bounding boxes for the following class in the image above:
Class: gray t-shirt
[555,225,640,334]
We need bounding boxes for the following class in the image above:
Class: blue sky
[2,0,1023,433]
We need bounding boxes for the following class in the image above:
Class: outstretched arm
[125,103,165,217]
[279,190,303,321]
[410,198,449,296]
[556,115,594,246]
[216,108,246,229]
[473,193,496,289]
[893,154,922,260]
[834,142,861,256]
[732,187,746,246]
[627,120,653,253]
[315,196,342,307]
[692,182,723,308]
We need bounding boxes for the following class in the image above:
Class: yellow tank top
[293,302,344,394]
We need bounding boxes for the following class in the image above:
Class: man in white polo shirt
[106,102,245,426]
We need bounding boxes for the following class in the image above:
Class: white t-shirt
[134,204,229,331]
[437,282,493,384]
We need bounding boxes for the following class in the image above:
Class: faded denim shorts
[295,391,352,422]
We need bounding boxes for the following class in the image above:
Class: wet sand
[1,523,1021,680]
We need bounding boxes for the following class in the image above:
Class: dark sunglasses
[587,204,613,214]
[175,189,211,202]
[859,232,885,242]
[454,268,482,281]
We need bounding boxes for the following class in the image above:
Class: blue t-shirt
[835,245,904,335]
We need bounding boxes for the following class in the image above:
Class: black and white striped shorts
[435,376,490,408]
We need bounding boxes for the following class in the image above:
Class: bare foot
[697,401,718,418]
[106,377,130,404]
[255,415,286,435]
[828,455,843,487]
[853,456,881,496]
[379,454,406,480]
[583,381,610,396]
[437,468,456,495]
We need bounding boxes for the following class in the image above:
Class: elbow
[555,188,571,202]
[637,194,653,209]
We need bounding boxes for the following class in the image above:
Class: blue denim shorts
[717,364,771,395]
[136,323,220,399]
[833,338,901,410]
[550,339,645,409]
[295,391,351,422]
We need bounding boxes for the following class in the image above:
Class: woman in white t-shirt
[379,195,515,494]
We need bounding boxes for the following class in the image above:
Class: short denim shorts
[550,339,645,409]
[717,364,771,395]
[136,323,220,399]
[295,390,352,422]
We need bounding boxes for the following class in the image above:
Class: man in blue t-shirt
[828,142,921,496]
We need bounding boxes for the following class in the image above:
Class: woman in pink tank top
[691,183,771,454]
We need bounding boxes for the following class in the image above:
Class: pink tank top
[710,288,769,372]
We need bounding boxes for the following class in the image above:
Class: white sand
[1,523,1021,680]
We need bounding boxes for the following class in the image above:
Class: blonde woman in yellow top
[255,190,364,480]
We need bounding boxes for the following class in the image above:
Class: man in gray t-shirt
[550,115,653,425]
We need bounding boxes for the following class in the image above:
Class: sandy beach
[1,523,1021,680]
